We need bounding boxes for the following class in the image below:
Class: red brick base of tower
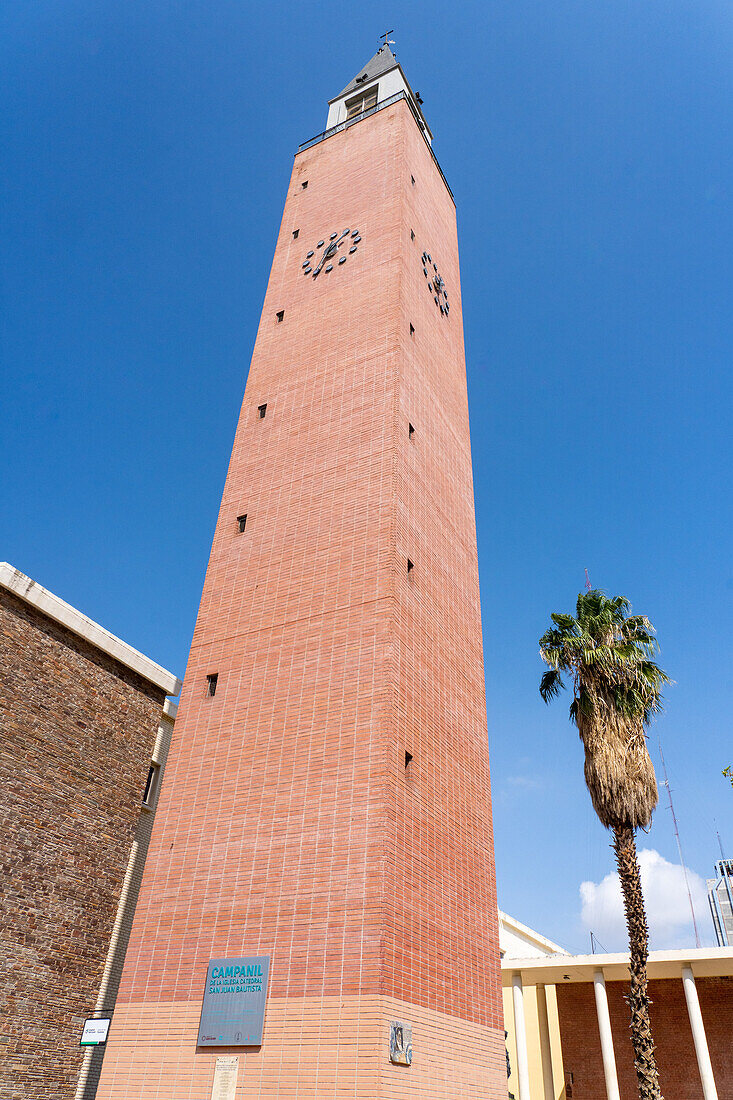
[100,999,505,1097]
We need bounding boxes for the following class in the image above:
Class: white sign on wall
[80,1018,111,1046]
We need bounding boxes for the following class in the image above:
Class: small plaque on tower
[389,1020,412,1065]
[211,1056,239,1100]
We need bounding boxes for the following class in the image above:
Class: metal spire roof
[335,43,399,100]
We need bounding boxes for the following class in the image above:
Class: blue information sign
[197,956,270,1047]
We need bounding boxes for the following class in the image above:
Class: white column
[512,972,531,1100]
[74,837,143,1099]
[682,965,719,1100]
[593,970,621,1100]
[536,984,555,1099]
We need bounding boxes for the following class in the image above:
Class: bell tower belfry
[97,42,506,1100]
[324,41,432,141]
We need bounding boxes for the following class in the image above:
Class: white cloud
[505,775,543,791]
[580,848,711,951]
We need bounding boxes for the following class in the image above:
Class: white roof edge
[163,698,178,720]
[511,946,733,968]
[499,910,567,955]
[501,945,733,985]
[0,563,182,697]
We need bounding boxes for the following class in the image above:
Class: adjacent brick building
[0,563,180,1100]
[503,943,733,1099]
[97,43,507,1100]
[556,967,733,1100]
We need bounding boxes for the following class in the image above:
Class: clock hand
[312,229,350,278]
[313,239,339,278]
[311,246,332,278]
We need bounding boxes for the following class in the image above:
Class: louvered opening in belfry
[345,86,378,119]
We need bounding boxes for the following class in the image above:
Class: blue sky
[2,0,732,953]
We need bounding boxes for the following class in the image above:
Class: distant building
[0,564,180,1100]
[707,859,733,946]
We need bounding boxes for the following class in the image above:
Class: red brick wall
[386,103,502,1028]
[99,96,504,1097]
[0,589,165,1100]
[557,976,733,1099]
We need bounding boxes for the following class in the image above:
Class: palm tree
[539,590,670,1100]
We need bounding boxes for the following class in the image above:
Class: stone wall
[0,588,165,1100]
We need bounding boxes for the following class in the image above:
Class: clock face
[302,228,361,279]
[420,249,449,315]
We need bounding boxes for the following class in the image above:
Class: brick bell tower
[97,42,506,1099]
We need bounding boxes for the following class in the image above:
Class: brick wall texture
[76,709,176,1100]
[0,587,165,1100]
[97,97,506,1098]
[557,976,733,1099]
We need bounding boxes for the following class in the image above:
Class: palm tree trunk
[612,824,664,1100]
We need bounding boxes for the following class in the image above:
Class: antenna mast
[714,821,726,860]
[659,739,701,947]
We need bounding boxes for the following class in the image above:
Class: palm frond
[539,668,565,703]
[550,612,579,633]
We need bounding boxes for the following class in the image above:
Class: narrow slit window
[276,310,284,323]
[407,558,414,574]
[410,229,415,241]
[142,763,160,807]
[409,323,415,336]
[237,514,247,533]
[404,750,413,771]
[301,180,308,189]
[409,423,415,438]
[411,174,415,186]
[258,403,267,419]
[206,673,218,697]
[292,229,299,239]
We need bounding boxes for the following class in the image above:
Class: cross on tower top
[380,29,395,53]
